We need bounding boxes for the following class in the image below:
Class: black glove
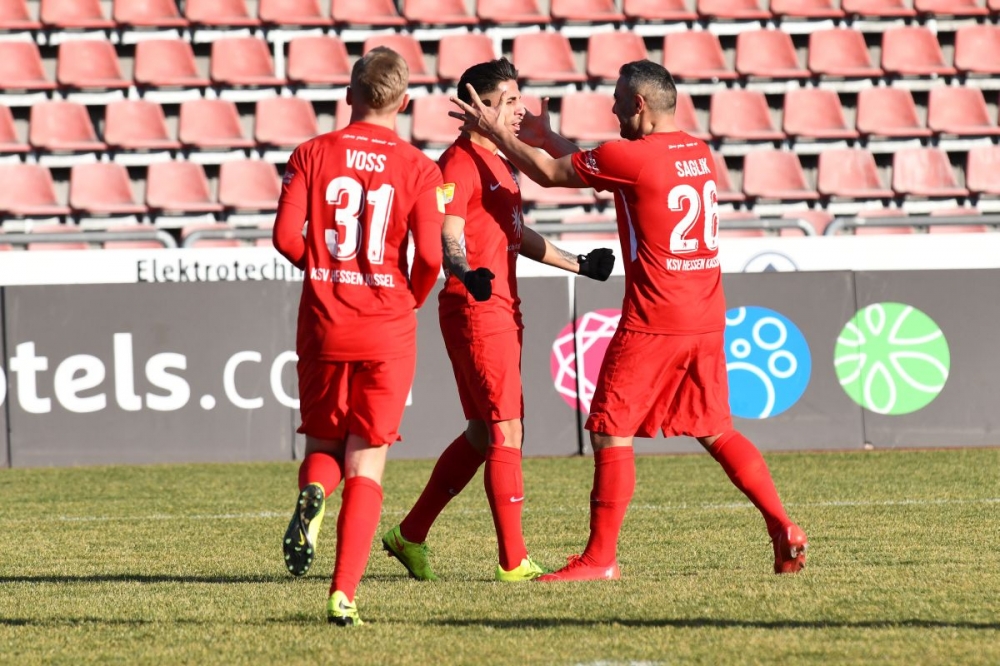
[578,248,615,281]
[462,267,495,302]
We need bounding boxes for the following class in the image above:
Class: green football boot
[381,524,439,581]
[327,590,363,626]
[495,555,549,582]
[282,483,326,577]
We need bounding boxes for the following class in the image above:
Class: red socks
[484,444,528,571]
[298,451,343,496]
[581,446,635,567]
[331,476,383,601]
[709,430,790,537]
[399,433,484,543]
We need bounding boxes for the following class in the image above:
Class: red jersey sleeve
[571,141,642,192]
[439,151,479,219]
[408,163,445,308]
[273,148,309,270]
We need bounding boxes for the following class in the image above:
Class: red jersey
[274,121,443,361]
[437,135,525,336]
[571,132,726,335]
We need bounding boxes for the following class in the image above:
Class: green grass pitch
[1,448,998,665]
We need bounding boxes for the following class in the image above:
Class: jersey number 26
[668,180,720,254]
[325,176,395,264]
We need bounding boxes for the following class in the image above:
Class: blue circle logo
[725,306,811,419]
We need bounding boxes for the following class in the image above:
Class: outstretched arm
[519,226,616,280]
[517,97,581,159]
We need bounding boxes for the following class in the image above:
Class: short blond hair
[350,47,409,110]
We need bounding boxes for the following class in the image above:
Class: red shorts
[442,328,524,422]
[586,328,733,438]
[296,354,415,445]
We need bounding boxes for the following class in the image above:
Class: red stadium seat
[57,40,130,90]
[817,148,894,199]
[102,224,169,250]
[551,0,626,21]
[966,146,1000,195]
[211,38,284,87]
[881,27,956,77]
[178,99,254,150]
[513,33,587,83]
[928,87,1000,136]
[40,0,115,28]
[258,0,331,25]
[675,92,709,141]
[808,29,882,79]
[363,35,436,85]
[334,99,352,131]
[587,32,648,82]
[892,148,968,198]
[287,36,351,86]
[856,88,931,139]
[926,208,988,234]
[709,89,784,141]
[134,40,210,88]
[559,93,620,143]
[663,32,737,81]
[0,164,70,217]
[742,150,818,201]
[403,0,477,24]
[841,0,916,16]
[146,161,223,213]
[914,0,988,15]
[438,34,497,83]
[783,89,859,140]
[519,177,596,206]
[0,106,29,154]
[786,209,833,235]
[0,0,41,29]
[26,227,91,252]
[410,95,464,146]
[710,150,745,203]
[770,0,844,17]
[0,42,56,91]
[736,30,810,79]
[477,0,550,23]
[954,26,1000,76]
[624,0,698,20]
[185,0,259,25]
[69,163,146,216]
[255,97,318,148]
[180,223,240,248]
[331,0,405,25]
[29,102,106,152]
[104,100,181,151]
[697,0,771,19]
[219,160,280,211]
[114,0,187,27]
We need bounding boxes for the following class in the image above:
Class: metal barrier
[0,230,178,249]
[824,214,1000,236]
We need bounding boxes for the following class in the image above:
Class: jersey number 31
[325,176,395,264]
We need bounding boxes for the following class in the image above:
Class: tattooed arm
[519,226,580,273]
[442,214,472,280]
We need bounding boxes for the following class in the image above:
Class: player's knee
[490,419,522,448]
[304,435,345,457]
[698,430,735,451]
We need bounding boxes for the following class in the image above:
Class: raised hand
[517,97,552,149]
[578,248,615,281]
[462,267,495,301]
[449,84,509,141]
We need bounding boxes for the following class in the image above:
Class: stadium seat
[334,99,352,131]
[841,0,916,16]
[101,224,170,250]
[40,0,115,28]
[255,97,318,148]
[928,87,1000,137]
[736,29,810,80]
[856,88,931,138]
[892,148,968,198]
[438,34,497,83]
[559,93,620,143]
[551,0,626,21]
[113,0,187,27]
[146,161,223,213]
[587,32,648,82]
[519,177,596,206]
[966,146,1000,195]
[675,92,710,141]
[180,223,241,248]
[29,102,106,152]
[219,160,281,211]
[211,38,284,88]
[25,227,91,252]
[770,0,844,17]
[402,0,477,24]
[104,100,181,151]
[185,0,259,26]
[709,89,784,141]
[710,150,745,203]
[178,99,254,150]
[817,148,894,199]
[0,106,29,154]
[742,150,818,201]
[881,27,956,78]
[513,33,587,84]
[362,35,436,85]
[926,208,988,234]
[624,0,699,20]
[0,164,71,217]
[786,209,833,235]
[697,0,771,20]
[57,40,130,90]
[411,95,464,146]
[0,42,56,91]
[258,0,331,25]
[663,32,737,81]
[808,29,883,79]
[476,0,550,23]
[287,36,351,86]
[0,0,40,29]
[134,40,210,89]
[914,0,988,15]
[954,26,1000,76]
[69,163,147,216]
[331,0,405,25]
[783,89,859,140]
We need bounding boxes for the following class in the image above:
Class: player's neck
[466,131,499,154]
[349,111,397,132]
[642,114,679,136]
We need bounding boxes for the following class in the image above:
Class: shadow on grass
[0,616,321,627]
[433,618,1000,631]
[0,574,309,585]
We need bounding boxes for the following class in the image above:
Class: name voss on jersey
[346,149,386,172]
[675,158,711,178]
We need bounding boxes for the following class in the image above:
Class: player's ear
[633,93,645,114]
[397,93,410,113]
[345,87,353,107]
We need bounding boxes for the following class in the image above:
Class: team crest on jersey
[282,169,295,185]
[582,150,600,174]
[511,205,524,239]
[437,183,455,212]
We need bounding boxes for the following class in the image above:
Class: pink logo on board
[550,309,622,412]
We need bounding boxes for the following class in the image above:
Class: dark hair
[618,60,677,113]
[457,58,519,105]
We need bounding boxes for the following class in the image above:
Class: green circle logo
[834,302,950,415]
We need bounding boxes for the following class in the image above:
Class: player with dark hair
[273,46,444,624]
[449,59,808,581]
[381,58,615,583]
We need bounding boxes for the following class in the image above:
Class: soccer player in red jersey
[380,59,615,583]
[272,47,444,624]
[450,60,808,580]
